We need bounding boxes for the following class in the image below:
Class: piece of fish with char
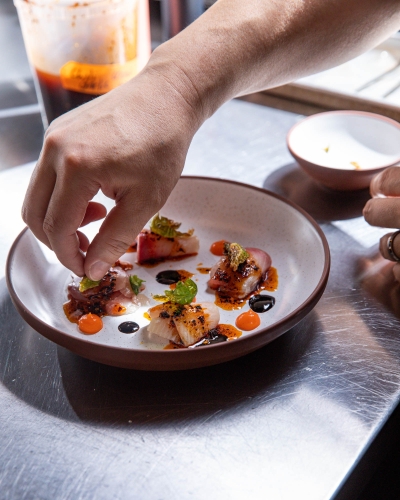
[136,230,199,264]
[147,302,220,346]
[208,247,271,299]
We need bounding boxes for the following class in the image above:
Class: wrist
[143,46,208,134]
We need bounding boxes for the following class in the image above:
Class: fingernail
[88,261,109,281]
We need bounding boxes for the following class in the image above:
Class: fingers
[77,203,107,255]
[379,232,400,262]
[23,158,104,274]
[365,168,400,270]
[77,231,90,253]
[44,168,100,276]
[80,202,107,228]
[393,263,400,282]
[363,197,400,228]
[370,166,400,198]
[22,156,57,248]
[84,191,151,280]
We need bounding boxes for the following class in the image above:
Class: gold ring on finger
[387,230,400,262]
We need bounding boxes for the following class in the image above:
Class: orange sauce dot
[210,240,227,256]
[78,313,103,334]
[235,310,260,331]
[110,304,127,315]
[143,312,151,321]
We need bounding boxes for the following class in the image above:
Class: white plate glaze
[6,177,330,370]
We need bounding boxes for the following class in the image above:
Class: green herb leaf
[150,213,194,239]
[223,242,231,254]
[152,294,170,302]
[129,275,145,295]
[79,276,101,293]
[153,278,197,305]
[225,242,249,271]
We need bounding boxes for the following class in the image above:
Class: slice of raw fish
[246,248,272,274]
[113,270,144,299]
[65,266,146,319]
[110,267,130,293]
[105,293,140,316]
[208,247,271,299]
[136,230,199,264]
[66,270,121,316]
[148,316,182,344]
[103,265,148,314]
[137,231,174,263]
[174,302,219,346]
[147,302,220,346]
[174,236,200,257]
[147,303,181,344]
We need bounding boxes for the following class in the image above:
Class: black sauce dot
[156,270,181,285]
[118,321,140,334]
[208,328,228,343]
[189,329,228,348]
[208,333,228,344]
[249,294,275,313]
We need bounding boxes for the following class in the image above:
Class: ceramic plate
[6,177,330,370]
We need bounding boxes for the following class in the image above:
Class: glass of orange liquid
[14,0,150,127]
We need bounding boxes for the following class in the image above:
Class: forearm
[24,0,400,278]
[147,0,400,122]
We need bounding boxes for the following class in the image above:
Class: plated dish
[6,177,330,370]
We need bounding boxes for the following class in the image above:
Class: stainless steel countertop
[2,1,400,498]
[2,98,400,499]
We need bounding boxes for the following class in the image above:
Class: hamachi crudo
[208,242,271,299]
[65,263,147,321]
[136,213,199,264]
[147,302,220,347]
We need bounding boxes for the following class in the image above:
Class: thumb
[84,195,151,280]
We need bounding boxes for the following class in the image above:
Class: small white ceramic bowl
[287,111,400,190]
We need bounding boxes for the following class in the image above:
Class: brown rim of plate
[286,110,400,172]
[5,176,331,370]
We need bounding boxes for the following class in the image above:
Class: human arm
[22,0,400,280]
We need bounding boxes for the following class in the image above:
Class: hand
[22,64,202,280]
[363,166,400,281]
[359,254,400,317]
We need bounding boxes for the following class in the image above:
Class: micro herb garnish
[224,242,249,271]
[79,276,101,293]
[150,213,194,239]
[153,278,197,305]
[129,275,145,295]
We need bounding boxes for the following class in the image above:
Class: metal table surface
[1,96,400,499]
[2,0,400,497]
